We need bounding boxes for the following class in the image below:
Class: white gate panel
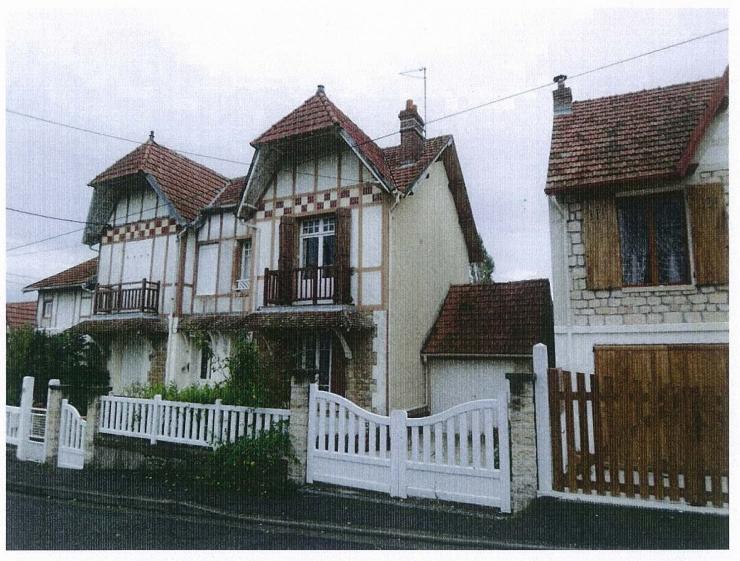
[306,385,511,512]
[57,400,86,470]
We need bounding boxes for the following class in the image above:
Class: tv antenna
[399,66,427,136]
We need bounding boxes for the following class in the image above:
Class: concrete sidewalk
[5,452,728,549]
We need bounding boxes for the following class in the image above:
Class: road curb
[8,481,555,550]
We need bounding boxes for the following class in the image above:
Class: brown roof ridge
[565,73,724,110]
[24,257,99,292]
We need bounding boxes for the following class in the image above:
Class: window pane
[303,237,319,267]
[618,198,649,286]
[654,194,689,284]
[318,332,332,391]
[240,240,251,279]
[322,235,336,266]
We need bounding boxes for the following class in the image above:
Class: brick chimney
[552,75,572,116]
[399,99,424,162]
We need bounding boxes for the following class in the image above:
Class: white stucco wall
[388,160,471,411]
[35,288,91,333]
[428,358,531,414]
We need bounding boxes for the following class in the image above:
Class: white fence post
[305,384,318,484]
[150,394,161,445]
[15,376,35,461]
[533,343,552,494]
[213,398,223,447]
[497,389,512,514]
[390,409,408,498]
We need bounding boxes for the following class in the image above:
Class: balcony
[264,265,350,306]
[93,279,160,315]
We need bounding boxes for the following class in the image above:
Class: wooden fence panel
[548,344,728,508]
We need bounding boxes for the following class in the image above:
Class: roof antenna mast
[400,66,427,137]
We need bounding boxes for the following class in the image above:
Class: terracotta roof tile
[24,258,98,292]
[6,301,37,328]
[179,310,374,332]
[211,176,247,208]
[252,90,394,186]
[382,135,451,193]
[546,70,728,194]
[68,317,168,335]
[89,140,229,221]
[421,280,553,356]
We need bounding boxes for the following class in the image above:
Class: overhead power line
[4,26,728,239]
[7,227,85,251]
[6,207,108,226]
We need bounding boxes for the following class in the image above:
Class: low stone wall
[91,433,212,471]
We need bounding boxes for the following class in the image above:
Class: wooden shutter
[335,208,351,304]
[687,184,728,285]
[278,216,297,303]
[583,197,622,290]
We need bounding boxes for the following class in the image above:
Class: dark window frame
[617,191,691,287]
[42,297,53,319]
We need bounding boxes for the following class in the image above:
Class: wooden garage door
[594,344,728,506]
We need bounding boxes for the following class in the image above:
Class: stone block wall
[344,319,377,411]
[506,373,537,513]
[563,194,729,328]
[147,335,168,386]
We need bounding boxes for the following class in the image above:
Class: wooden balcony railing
[93,279,160,315]
[264,265,350,305]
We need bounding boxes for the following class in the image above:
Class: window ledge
[621,284,695,293]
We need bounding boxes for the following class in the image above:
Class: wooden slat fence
[548,364,728,508]
[99,395,290,448]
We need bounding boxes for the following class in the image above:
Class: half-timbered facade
[25,89,484,412]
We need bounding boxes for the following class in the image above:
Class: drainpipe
[550,195,573,366]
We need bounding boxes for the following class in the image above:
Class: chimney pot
[149,130,155,141]
[316,84,325,95]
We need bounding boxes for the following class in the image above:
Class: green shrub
[6,326,109,412]
[205,423,296,495]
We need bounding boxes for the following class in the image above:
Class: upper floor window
[42,298,53,319]
[234,239,252,291]
[300,217,335,268]
[617,192,690,287]
[196,243,218,295]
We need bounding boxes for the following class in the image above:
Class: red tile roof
[546,69,729,194]
[211,176,247,208]
[179,310,375,332]
[6,301,37,328]
[421,280,553,356]
[382,135,451,193]
[89,140,229,221]
[252,89,394,186]
[68,317,168,335]
[24,258,98,292]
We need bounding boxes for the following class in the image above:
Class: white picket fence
[6,406,21,445]
[58,399,86,469]
[306,385,511,512]
[99,395,291,448]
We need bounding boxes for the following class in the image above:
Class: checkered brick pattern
[254,183,384,219]
[101,218,178,244]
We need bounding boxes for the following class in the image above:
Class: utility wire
[6,207,109,226]
[5,28,727,189]
[7,227,85,251]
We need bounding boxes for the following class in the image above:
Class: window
[196,243,218,295]
[617,192,690,286]
[300,217,336,268]
[234,239,252,291]
[199,344,213,380]
[42,298,53,319]
[296,332,333,391]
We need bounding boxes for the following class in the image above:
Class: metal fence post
[533,343,553,494]
[390,409,408,498]
[15,376,35,461]
[150,394,161,445]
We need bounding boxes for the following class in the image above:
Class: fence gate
[306,385,510,512]
[548,344,729,509]
[57,399,86,470]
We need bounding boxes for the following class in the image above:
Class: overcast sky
[3,3,728,302]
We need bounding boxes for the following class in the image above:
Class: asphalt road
[5,492,474,550]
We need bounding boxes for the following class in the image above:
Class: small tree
[472,234,495,283]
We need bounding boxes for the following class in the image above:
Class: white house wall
[550,109,729,373]
[429,358,532,415]
[36,288,90,333]
[388,160,471,412]
[107,336,152,394]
